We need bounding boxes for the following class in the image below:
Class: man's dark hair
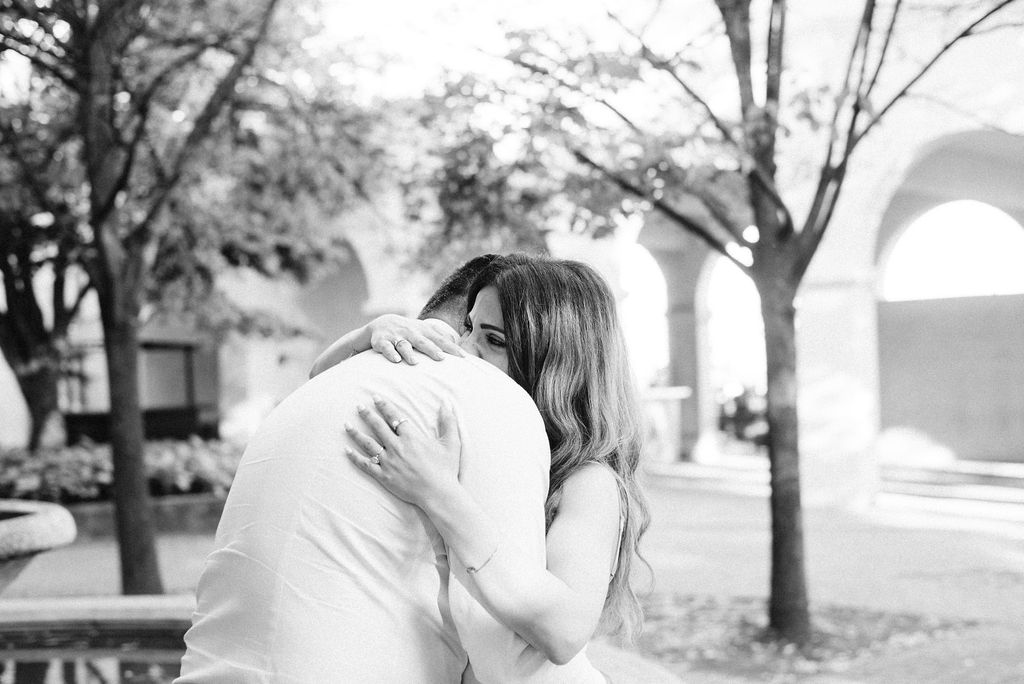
[418,254,500,320]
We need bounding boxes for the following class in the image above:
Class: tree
[0,73,91,449]
[0,0,379,592]
[412,0,1024,642]
[1,0,281,594]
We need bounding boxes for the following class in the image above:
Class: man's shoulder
[315,352,532,403]
[443,357,543,421]
[295,352,544,442]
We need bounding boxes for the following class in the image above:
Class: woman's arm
[309,315,464,378]
[427,465,620,665]
[308,324,373,377]
[345,399,621,665]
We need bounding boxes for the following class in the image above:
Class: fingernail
[372,395,382,404]
[344,422,353,431]
[356,405,366,413]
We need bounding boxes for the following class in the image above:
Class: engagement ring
[391,418,409,432]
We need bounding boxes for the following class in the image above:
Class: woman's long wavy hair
[466,253,652,640]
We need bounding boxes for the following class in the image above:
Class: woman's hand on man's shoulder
[369,314,465,365]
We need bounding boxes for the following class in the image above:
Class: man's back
[178,352,550,683]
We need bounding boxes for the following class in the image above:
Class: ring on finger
[370,454,381,466]
[391,417,409,433]
[393,338,410,348]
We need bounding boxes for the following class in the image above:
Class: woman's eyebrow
[480,323,505,335]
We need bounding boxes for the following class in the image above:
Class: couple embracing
[177,253,650,683]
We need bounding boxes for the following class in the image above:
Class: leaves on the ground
[627,594,976,681]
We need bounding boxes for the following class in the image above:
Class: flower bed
[0,438,244,504]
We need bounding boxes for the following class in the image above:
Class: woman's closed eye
[464,315,505,349]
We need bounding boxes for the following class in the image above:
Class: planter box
[68,494,226,540]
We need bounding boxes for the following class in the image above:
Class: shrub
[0,438,245,504]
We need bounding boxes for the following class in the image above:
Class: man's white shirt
[177,351,603,683]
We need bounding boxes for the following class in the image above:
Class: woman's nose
[459,334,481,358]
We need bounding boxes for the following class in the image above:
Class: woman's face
[460,286,509,375]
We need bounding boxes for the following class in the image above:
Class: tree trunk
[759,285,810,643]
[100,306,164,594]
[16,360,65,452]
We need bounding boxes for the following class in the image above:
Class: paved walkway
[6,476,1024,682]
[639,477,1024,682]
[643,477,1024,625]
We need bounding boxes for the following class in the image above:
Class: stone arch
[219,239,374,442]
[636,212,715,459]
[874,130,1024,268]
[698,251,766,389]
[879,200,1024,301]
[295,241,372,345]
[873,130,1024,464]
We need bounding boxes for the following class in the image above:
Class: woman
[329,254,649,678]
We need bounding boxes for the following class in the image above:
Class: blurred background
[1,0,1023,682]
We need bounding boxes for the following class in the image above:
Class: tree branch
[966,19,1024,35]
[9,0,69,47]
[765,0,786,114]
[505,54,645,135]
[836,1,877,176]
[903,91,1023,133]
[573,148,750,273]
[802,0,875,238]
[713,0,756,116]
[688,182,746,242]
[0,228,47,355]
[609,12,794,228]
[59,278,94,337]
[0,12,68,60]
[50,246,68,335]
[643,45,735,140]
[0,120,56,213]
[92,0,145,38]
[123,42,211,126]
[803,0,1023,256]
[852,0,1022,147]
[606,9,736,143]
[89,111,148,227]
[0,34,75,86]
[863,0,903,99]
[792,163,846,282]
[122,0,282,288]
[636,0,666,39]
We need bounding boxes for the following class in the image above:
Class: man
[177,257,560,682]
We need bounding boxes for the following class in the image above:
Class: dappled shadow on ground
[629,594,977,682]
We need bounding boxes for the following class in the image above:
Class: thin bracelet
[465,543,499,575]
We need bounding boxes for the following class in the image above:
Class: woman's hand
[368,315,465,364]
[310,315,465,378]
[344,397,462,508]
